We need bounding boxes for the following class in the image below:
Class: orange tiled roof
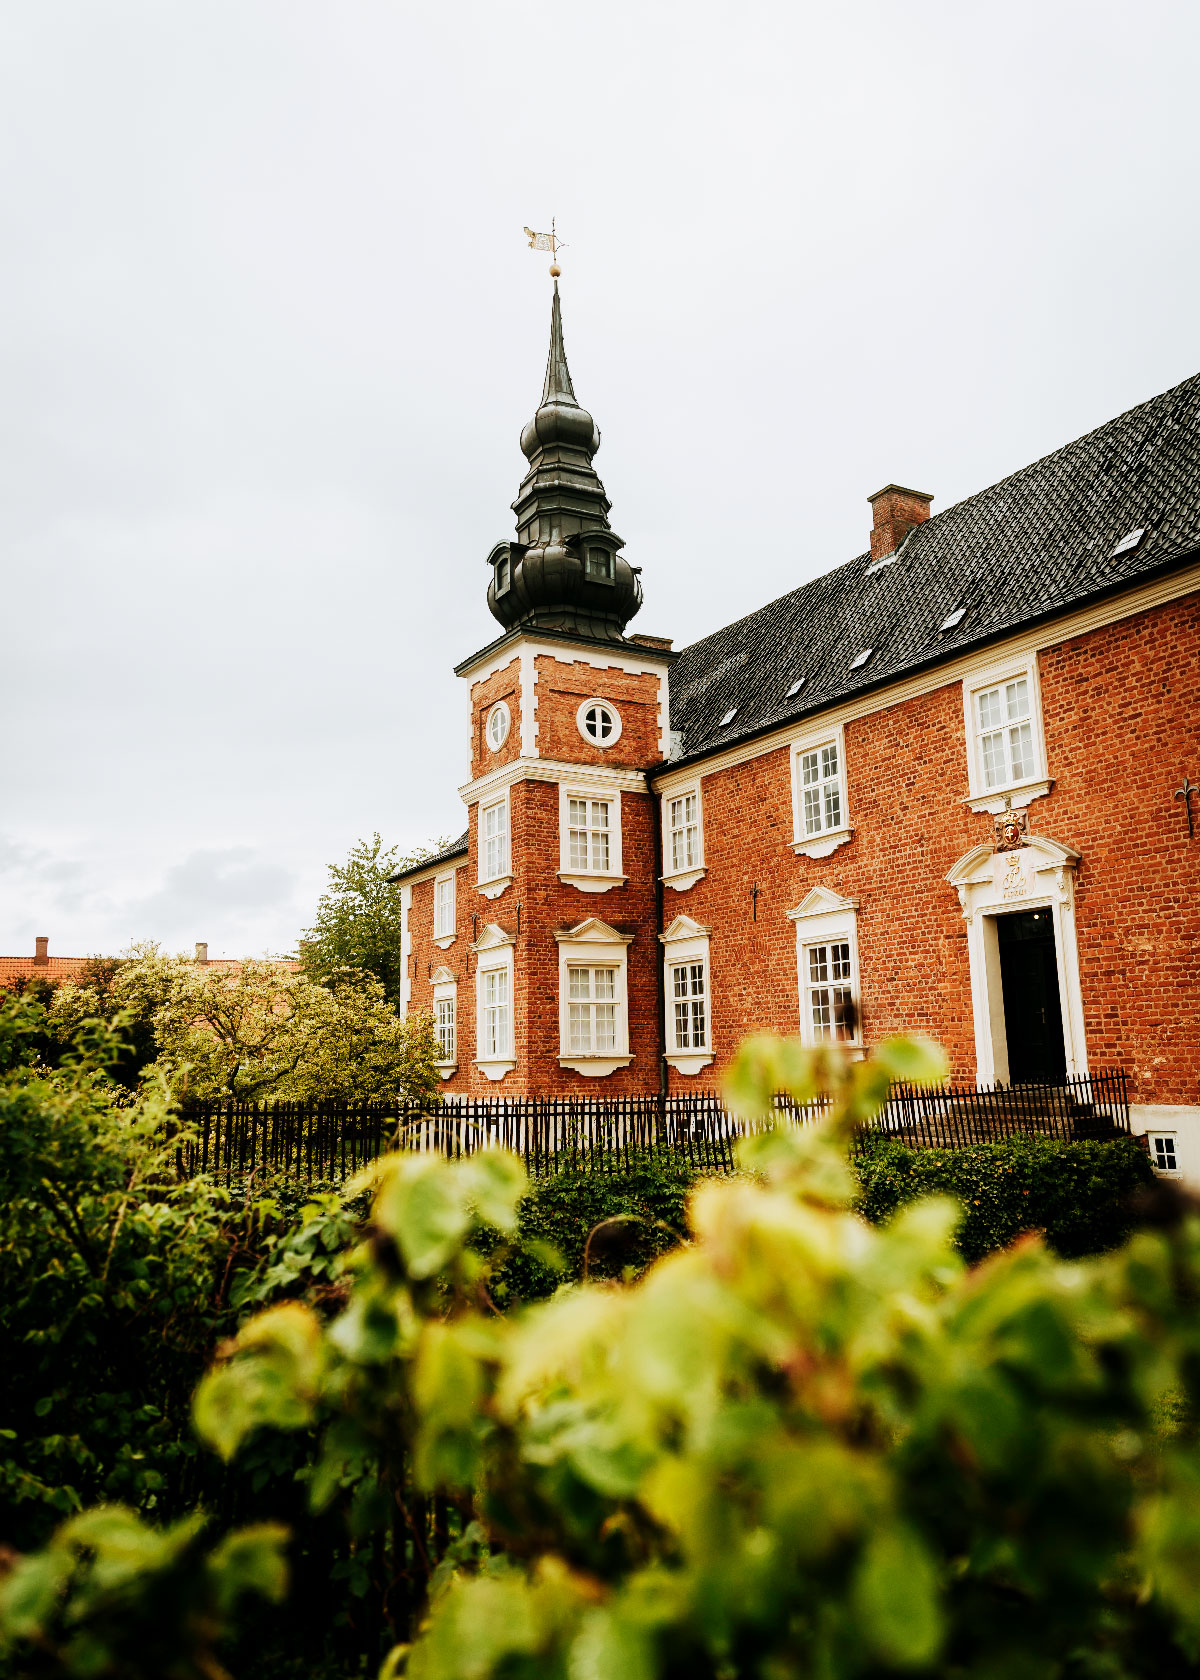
[0,954,302,986]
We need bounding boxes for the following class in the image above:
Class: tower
[442,282,675,1092]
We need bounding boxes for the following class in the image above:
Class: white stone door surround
[946,834,1087,1086]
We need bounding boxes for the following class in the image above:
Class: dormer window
[495,555,511,594]
[585,546,614,582]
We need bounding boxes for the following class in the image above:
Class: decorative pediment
[946,832,1080,890]
[660,913,712,945]
[430,965,456,986]
[471,922,515,954]
[787,885,859,922]
[554,917,634,946]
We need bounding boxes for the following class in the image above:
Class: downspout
[651,787,667,1101]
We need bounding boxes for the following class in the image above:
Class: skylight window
[786,677,805,698]
[849,649,873,671]
[719,707,738,727]
[940,606,967,632]
[1111,527,1145,557]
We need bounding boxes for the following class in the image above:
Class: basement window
[719,707,738,727]
[849,649,873,670]
[940,606,967,632]
[1111,527,1145,557]
[786,677,805,697]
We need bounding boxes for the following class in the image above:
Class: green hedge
[483,1137,1157,1299]
[853,1133,1157,1263]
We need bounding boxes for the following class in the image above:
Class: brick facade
[401,586,1199,1111]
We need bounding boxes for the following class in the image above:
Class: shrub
[854,1132,1157,1261]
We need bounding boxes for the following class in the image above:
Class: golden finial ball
[549,263,561,277]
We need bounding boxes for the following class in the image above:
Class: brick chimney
[195,942,208,964]
[868,484,934,562]
[34,935,49,966]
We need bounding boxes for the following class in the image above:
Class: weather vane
[524,218,564,278]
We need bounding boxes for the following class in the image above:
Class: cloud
[122,848,298,953]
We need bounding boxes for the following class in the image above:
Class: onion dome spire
[486,282,642,641]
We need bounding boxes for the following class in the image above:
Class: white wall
[1131,1105,1200,1192]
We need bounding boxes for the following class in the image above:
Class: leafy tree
[300,834,452,1004]
[151,959,441,1106]
[48,944,192,1088]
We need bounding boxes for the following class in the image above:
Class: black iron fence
[177,1068,1130,1187]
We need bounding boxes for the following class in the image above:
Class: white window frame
[576,696,623,749]
[557,783,626,893]
[659,781,706,892]
[1148,1132,1179,1175]
[477,789,512,899]
[433,870,456,947]
[660,915,713,1076]
[789,721,853,860]
[472,925,516,1080]
[555,918,633,1076]
[486,700,511,753]
[962,653,1051,814]
[788,887,863,1050]
[431,965,458,1078]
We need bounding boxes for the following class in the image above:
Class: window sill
[665,1051,714,1077]
[477,874,513,900]
[962,778,1053,815]
[662,866,707,892]
[558,1054,634,1077]
[435,1062,458,1080]
[475,1057,516,1081]
[432,933,456,950]
[790,826,854,860]
[557,871,628,894]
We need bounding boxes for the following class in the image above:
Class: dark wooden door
[997,909,1067,1083]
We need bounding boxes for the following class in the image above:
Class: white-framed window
[802,939,855,1042]
[660,783,705,890]
[435,996,456,1061]
[671,960,708,1051]
[799,741,843,836]
[434,872,456,941]
[790,723,852,859]
[669,791,700,873]
[660,915,713,1075]
[480,795,510,886]
[557,783,625,890]
[472,926,515,1079]
[1150,1134,1179,1174]
[962,655,1049,810]
[577,697,623,748]
[430,965,458,1076]
[788,887,862,1049]
[555,919,633,1075]
[480,966,510,1058]
[486,701,511,753]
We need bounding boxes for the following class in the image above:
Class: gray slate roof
[669,371,1200,766]
[388,831,469,885]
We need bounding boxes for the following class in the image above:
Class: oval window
[486,701,511,752]
[577,697,622,747]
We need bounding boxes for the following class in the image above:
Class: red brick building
[393,285,1199,1172]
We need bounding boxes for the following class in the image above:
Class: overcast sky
[2,1,1198,960]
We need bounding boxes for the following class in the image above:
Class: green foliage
[48,944,191,1088]
[301,834,451,1005]
[0,998,232,1543]
[0,1505,287,1680]
[4,1022,1197,1680]
[855,1132,1158,1262]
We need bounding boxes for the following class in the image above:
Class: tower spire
[541,280,576,407]
[484,283,642,642]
